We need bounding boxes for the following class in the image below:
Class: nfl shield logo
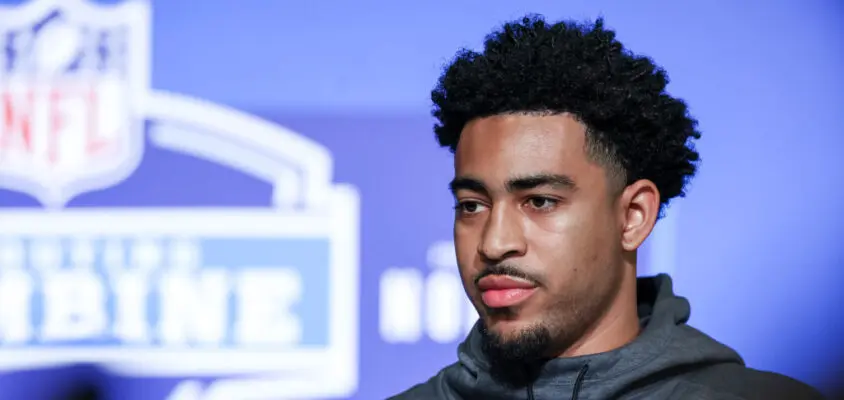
[0,1,361,398]
[0,0,150,208]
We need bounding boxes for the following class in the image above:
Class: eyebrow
[449,173,577,196]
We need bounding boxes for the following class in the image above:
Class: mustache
[473,264,541,288]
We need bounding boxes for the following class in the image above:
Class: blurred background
[0,0,841,399]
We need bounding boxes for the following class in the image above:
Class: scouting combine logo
[0,0,360,398]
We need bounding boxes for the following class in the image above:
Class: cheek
[529,202,596,244]
[454,226,481,287]
[527,203,614,278]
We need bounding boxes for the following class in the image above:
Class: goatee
[479,319,553,388]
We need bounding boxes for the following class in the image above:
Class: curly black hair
[431,15,701,214]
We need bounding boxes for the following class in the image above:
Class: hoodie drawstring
[525,363,589,400]
[571,364,589,400]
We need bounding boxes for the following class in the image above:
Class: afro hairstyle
[431,15,701,214]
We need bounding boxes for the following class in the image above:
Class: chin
[483,313,536,338]
[480,316,554,367]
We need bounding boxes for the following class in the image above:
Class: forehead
[454,113,593,181]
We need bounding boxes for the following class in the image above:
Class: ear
[618,179,660,251]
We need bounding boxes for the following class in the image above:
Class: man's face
[451,113,626,361]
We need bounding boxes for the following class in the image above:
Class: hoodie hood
[440,274,744,400]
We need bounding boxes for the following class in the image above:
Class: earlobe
[620,180,660,251]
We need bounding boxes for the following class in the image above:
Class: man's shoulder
[385,363,459,400]
[671,363,825,400]
[386,380,438,400]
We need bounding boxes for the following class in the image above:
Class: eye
[526,196,559,211]
[454,201,487,215]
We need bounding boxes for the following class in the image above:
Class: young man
[390,15,823,400]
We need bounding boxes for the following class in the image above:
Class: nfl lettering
[0,0,360,399]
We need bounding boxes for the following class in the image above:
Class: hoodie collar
[443,274,744,399]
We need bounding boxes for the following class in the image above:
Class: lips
[477,275,538,308]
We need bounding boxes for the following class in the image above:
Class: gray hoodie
[389,274,824,400]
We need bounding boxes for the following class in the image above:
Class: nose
[478,204,527,263]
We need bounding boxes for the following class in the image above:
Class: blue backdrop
[0,0,841,399]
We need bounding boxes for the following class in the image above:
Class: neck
[559,261,640,358]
